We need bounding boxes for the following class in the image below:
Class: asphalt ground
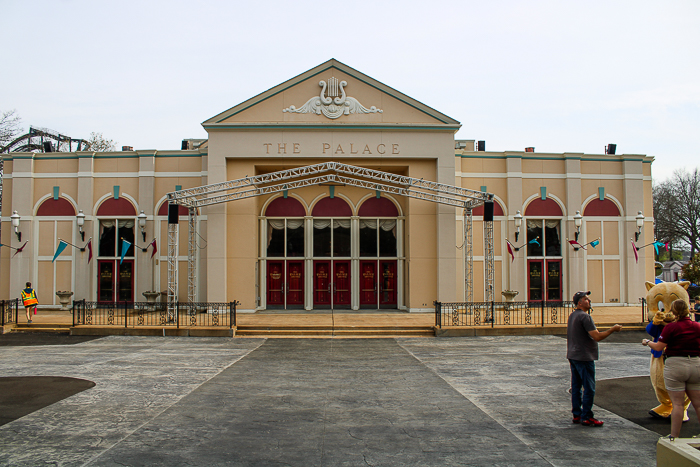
[0,333,687,466]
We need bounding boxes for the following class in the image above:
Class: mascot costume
[645,280,692,420]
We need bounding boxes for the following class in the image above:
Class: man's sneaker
[572,416,581,424]
[581,417,604,427]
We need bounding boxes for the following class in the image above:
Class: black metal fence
[435,300,575,327]
[1,299,19,326]
[72,300,238,328]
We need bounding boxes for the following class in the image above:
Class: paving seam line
[78,338,267,467]
[395,338,558,467]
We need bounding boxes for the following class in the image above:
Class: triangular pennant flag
[568,239,586,250]
[632,239,639,263]
[653,241,665,255]
[120,238,132,265]
[528,237,540,247]
[590,239,600,249]
[87,239,93,264]
[506,240,515,262]
[150,238,158,259]
[52,240,68,263]
[12,241,28,258]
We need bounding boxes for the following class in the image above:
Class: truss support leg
[167,212,179,320]
[188,208,197,305]
[485,218,495,303]
[464,207,473,303]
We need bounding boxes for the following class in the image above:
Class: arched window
[525,198,563,257]
[96,198,136,259]
[583,199,620,216]
[312,197,352,257]
[358,197,399,217]
[265,197,306,257]
[36,198,75,216]
[97,198,137,216]
[472,201,504,216]
[157,202,189,216]
[311,197,352,217]
[524,198,563,217]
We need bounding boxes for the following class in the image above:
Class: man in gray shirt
[567,291,622,427]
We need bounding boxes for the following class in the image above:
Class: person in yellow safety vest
[21,282,38,324]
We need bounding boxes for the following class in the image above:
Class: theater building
[1,59,655,311]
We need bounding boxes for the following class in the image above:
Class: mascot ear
[646,281,656,291]
[679,281,691,290]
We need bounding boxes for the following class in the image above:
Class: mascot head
[645,281,690,323]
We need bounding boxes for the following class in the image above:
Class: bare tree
[1,109,22,152]
[84,132,116,152]
[653,168,700,258]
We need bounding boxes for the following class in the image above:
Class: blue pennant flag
[120,238,132,264]
[653,241,666,255]
[528,237,540,247]
[590,239,600,249]
[52,240,68,263]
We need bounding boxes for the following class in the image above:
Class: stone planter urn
[142,291,160,303]
[56,291,74,311]
[501,290,519,302]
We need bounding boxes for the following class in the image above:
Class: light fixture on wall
[573,210,583,241]
[76,210,85,241]
[514,210,522,242]
[138,210,147,242]
[11,210,21,242]
[636,211,644,242]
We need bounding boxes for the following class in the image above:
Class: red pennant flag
[150,239,158,259]
[632,239,639,263]
[12,241,28,258]
[568,239,586,250]
[506,240,515,262]
[87,239,93,264]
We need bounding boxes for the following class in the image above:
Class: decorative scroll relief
[283,77,383,120]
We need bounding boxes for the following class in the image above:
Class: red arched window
[312,197,352,217]
[96,198,137,216]
[583,199,620,216]
[36,198,76,216]
[472,201,505,216]
[157,202,190,216]
[358,197,399,217]
[265,197,306,217]
[524,198,563,216]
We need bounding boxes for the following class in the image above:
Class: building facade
[1,59,655,311]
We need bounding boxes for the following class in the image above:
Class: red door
[286,261,304,308]
[98,260,115,302]
[267,261,284,307]
[360,261,377,308]
[546,260,562,301]
[313,261,331,308]
[379,260,397,308]
[528,260,544,301]
[98,260,134,302]
[333,261,351,308]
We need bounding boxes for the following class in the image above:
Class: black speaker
[606,144,616,155]
[168,203,179,224]
[477,140,486,151]
[483,201,494,222]
[43,141,53,152]
[181,140,188,150]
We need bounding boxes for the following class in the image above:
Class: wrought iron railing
[72,300,238,328]
[1,299,19,326]
[434,300,575,327]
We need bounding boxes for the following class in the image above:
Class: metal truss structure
[167,223,178,318]
[166,162,495,305]
[1,126,88,153]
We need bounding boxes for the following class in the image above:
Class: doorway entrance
[267,261,305,309]
[313,260,351,309]
[360,260,397,309]
[98,260,134,302]
[527,259,562,301]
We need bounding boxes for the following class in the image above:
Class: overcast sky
[2,0,698,182]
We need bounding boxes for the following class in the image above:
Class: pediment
[203,59,460,129]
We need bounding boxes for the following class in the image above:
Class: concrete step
[235,325,435,338]
[11,324,72,334]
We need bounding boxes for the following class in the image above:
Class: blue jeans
[569,359,596,420]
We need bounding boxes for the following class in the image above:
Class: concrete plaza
[0,331,677,466]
